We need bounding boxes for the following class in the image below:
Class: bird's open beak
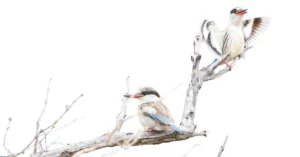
[124,93,143,99]
[236,9,247,15]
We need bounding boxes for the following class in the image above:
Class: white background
[0,0,299,157]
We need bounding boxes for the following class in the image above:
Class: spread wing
[243,17,271,48]
[200,20,224,57]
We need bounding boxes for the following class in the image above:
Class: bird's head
[124,87,160,103]
[229,7,247,25]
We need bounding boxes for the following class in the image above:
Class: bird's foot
[237,54,243,59]
[224,62,232,71]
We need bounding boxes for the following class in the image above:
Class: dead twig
[217,136,228,157]
[3,117,13,157]
[182,144,201,157]
[13,94,83,157]
[33,78,52,154]
[107,76,131,144]
[39,116,84,151]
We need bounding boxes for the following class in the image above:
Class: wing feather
[243,17,271,47]
[200,20,223,57]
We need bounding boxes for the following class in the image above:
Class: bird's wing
[200,20,224,57]
[242,17,271,48]
[142,102,181,132]
[142,101,172,123]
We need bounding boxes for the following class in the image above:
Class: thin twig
[116,76,130,130]
[47,136,62,148]
[38,132,47,151]
[13,94,83,157]
[160,83,184,101]
[182,144,201,157]
[217,136,228,157]
[34,78,52,154]
[107,76,131,143]
[39,116,84,148]
[42,94,84,132]
[123,114,135,122]
[52,117,83,133]
[3,117,13,156]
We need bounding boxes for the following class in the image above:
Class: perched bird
[201,7,271,68]
[124,87,181,133]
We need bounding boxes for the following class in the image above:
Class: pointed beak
[236,9,247,15]
[124,93,143,99]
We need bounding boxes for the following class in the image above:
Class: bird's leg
[237,54,242,59]
[223,61,232,71]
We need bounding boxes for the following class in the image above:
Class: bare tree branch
[38,116,84,152]
[34,78,52,154]
[32,28,235,157]
[180,35,202,131]
[180,35,252,131]
[11,94,84,157]
[114,76,130,132]
[39,132,48,152]
[71,130,143,157]
[3,118,13,156]
[205,46,253,81]
[107,76,131,144]
[33,130,207,157]
[217,136,228,157]
[54,117,83,133]
[42,94,84,132]
[7,19,248,157]
[204,58,238,81]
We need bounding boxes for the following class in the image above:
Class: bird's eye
[230,9,237,14]
[141,91,146,95]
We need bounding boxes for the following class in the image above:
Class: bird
[200,7,271,69]
[124,87,182,133]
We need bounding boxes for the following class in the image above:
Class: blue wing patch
[147,113,182,133]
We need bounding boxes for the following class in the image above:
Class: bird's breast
[137,108,154,128]
[223,28,245,60]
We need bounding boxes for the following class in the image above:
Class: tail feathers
[213,58,218,63]
[170,124,182,133]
